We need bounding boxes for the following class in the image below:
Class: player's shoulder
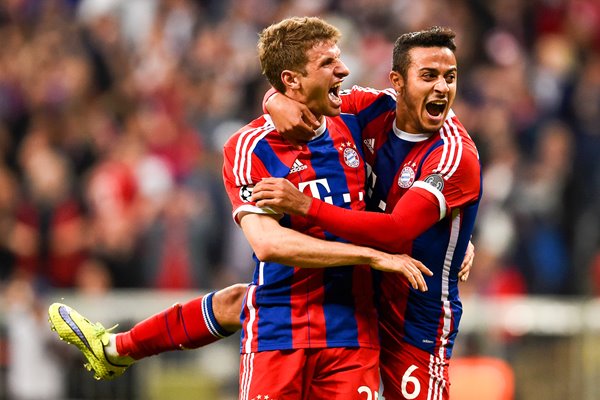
[223,115,278,150]
[442,111,477,149]
[442,111,469,137]
[429,111,481,172]
[341,85,396,101]
[340,85,397,116]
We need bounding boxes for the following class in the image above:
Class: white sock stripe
[201,295,225,339]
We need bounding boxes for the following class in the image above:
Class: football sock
[115,292,234,360]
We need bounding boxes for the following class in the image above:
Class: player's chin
[422,113,445,131]
[323,105,342,117]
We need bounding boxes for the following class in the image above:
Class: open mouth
[328,82,342,103]
[425,101,447,117]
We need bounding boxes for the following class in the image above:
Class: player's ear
[281,70,301,90]
[389,70,404,93]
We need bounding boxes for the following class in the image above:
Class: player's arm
[252,148,481,254]
[262,88,319,146]
[237,211,431,290]
[252,178,437,253]
[223,134,431,289]
[460,241,474,282]
[262,86,388,141]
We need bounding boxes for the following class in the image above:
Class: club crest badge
[239,185,253,202]
[339,141,360,168]
[398,166,415,188]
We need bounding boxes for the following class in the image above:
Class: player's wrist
[263,88,279,113]
[298,195,313,216]
[305,197,321,219]
[365,248,384,269]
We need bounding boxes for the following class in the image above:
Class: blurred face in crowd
[284,40,350,121]
[391,46,457,134]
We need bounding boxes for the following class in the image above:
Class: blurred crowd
[0,0,599,302]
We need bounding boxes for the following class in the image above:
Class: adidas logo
[364,138,375,153]
[290,159,307,173]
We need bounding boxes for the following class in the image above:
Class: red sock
[116,292,233,360]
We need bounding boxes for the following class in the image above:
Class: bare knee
[212,283,247,332]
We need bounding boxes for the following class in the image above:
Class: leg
[48,283,248,380]
[115,283,247,359]
[211,283,247,332]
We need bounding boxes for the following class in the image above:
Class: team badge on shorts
[398,166,415,188]
[339,142,360,168]
[239,185,254,202]
[423,173,445,191]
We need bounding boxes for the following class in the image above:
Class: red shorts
[380,341,449,400]
[239,347,380,400]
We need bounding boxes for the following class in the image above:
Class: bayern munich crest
[339,141,360,168]
[398,165,415,188]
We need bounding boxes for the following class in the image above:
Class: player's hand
[459,240,475,282]
[252,177,312,216]
[265,93,320,148]
[371,253,433,292]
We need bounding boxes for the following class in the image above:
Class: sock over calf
[115,292,233,359]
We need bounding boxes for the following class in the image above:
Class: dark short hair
[392,26,457,78]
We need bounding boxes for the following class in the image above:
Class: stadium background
[0,0,598,399]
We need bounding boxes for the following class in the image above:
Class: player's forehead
[408,46,457,72]
[305,40,341,64]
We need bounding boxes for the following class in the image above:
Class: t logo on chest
[298,178,363,206]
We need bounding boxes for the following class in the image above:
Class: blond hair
[258,17,341,93]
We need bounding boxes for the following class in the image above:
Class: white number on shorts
[358,386,379,400]
[401,365,421,399]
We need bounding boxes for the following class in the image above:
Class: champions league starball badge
[239,185,253,202]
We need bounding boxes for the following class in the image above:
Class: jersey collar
[392,109,456,142]
[312,117,327,140]
[392,123,432,142]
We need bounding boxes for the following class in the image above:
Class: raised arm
[263,89,319,146]
[263,85,390,145]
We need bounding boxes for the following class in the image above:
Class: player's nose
[335,59,350,78]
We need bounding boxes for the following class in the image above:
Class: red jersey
[306,86,482,360]
[222,114,379,354]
